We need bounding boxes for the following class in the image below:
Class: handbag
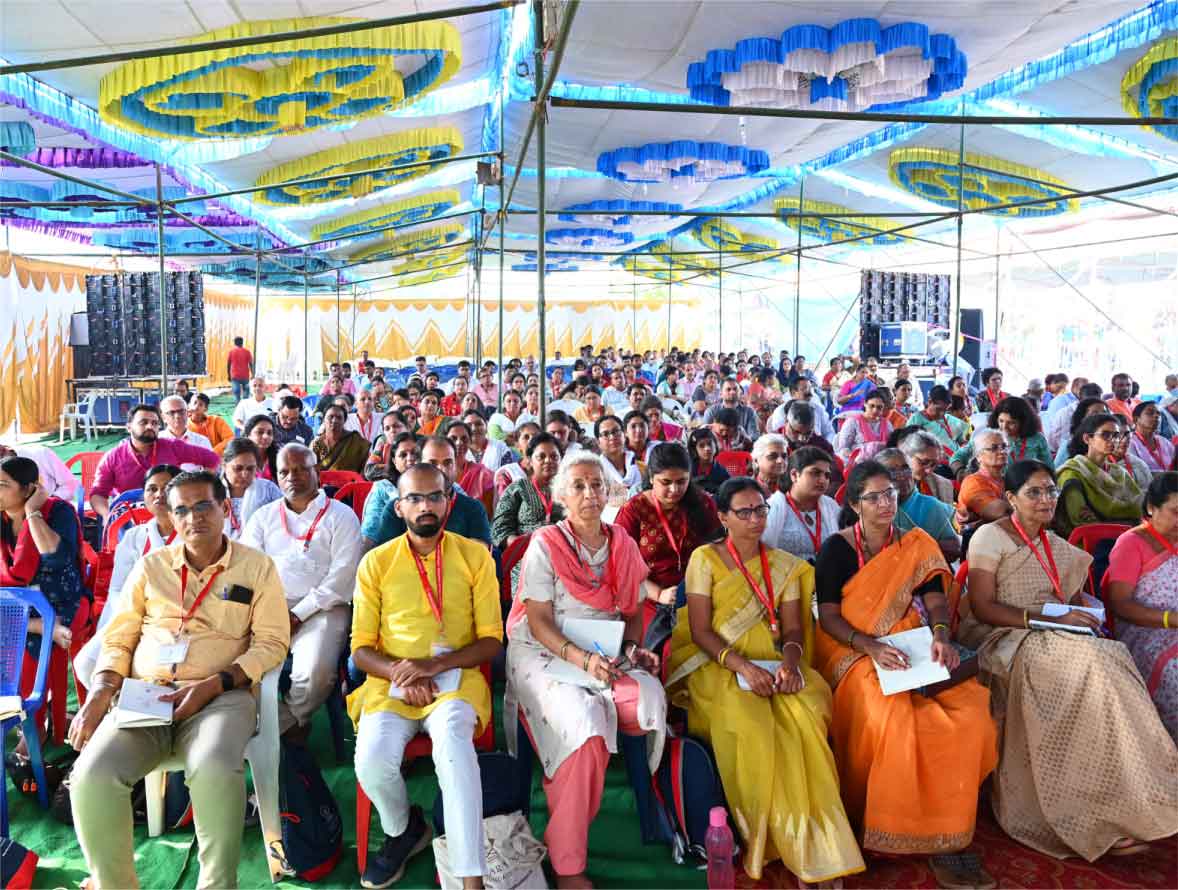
[433,812,548,890]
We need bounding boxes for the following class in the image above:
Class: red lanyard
[1011,515,1065,602]
[228,500,241,533]
[652,496,684,571]
[853,522,894,570]
[786,493,822,554]
[279,501,331,552]
[1143,520,1178,557]
[359,414,374,439]
[725,538,777,634]
[697,460,712,478]
[990,389,1008,405]
[918,478,932,496]
[411,534,445,626]
[531,477,554,522]
[144,528,177,555]
[177,564,223,627]
[1013,438,1027,461]
[1136,433,1166,470]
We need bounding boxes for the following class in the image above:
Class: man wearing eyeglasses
[351,462,502,889]
[67,470,289,890]
[241,444,361,741]
[158,396,213,472]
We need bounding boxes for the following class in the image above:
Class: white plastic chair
[58,392,98,443]
[144,667,288,883]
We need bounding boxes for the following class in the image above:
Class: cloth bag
[433,811,548,890]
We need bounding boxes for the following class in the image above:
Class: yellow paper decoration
[348,222,466,264]
[618,241,717,282]
[888,147,1080,217]
[1120,37,1178,142]
[774,197,906,245]
[98,17,461,139]
[312,188,462,242]
[397,266,465,288]
[396,246,468,276]
[253,127,464,205]
[693,218,779,254]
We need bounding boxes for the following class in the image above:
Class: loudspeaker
[959,309,984,369]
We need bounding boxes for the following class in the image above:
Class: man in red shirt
[226,337,254,403]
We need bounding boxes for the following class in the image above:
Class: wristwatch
[219,670,236,693]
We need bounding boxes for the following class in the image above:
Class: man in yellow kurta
[349,462,503,890]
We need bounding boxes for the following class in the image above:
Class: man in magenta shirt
[89,404,220,519]
[227,337,254,403]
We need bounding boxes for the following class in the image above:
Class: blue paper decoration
[545,228,634,249]
[686,18,966,112]
[596,141,770,184]
[557,200,684,226]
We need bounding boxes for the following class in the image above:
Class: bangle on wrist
[847,630,857,649]
[932,622,949,635]
[558,640,573,661]
[582,650,592,672]
[1023,609,1029,629]
[717,646,732,668]
[782,640,803,658]
[1164,610,1171,630]
[622,639,639,658]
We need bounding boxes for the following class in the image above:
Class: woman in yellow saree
[813,460,998,881]
[667,478,864,887]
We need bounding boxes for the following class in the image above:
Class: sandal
[928,853,996,889]
[1108,839,1151,857]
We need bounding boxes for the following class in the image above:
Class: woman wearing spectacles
[665,477,864,886]
[813,461,998,882]
[959,460,1177,860]
[949,396,1052,478]
[955,429,1013,535]
[1055,414,1142,539]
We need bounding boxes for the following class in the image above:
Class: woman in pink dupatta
[446,420,495,517]
[505,451,666,889]
[1107,472,1178,742]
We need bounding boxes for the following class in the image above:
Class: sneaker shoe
[360,805,433,889]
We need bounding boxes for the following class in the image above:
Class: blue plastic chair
[1,587,56,834]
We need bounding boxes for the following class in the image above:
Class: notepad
[735,660,805,691]
[388,668,461,700]
[872,626,950,696]
[115,679,174,728]
[1030,602,1104,635]
[543,618,625,688]
[0,695,23,720]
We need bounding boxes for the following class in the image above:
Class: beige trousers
[71,687,256,889]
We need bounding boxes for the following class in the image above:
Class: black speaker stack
[85,271,207,378]
[858,270,952,359]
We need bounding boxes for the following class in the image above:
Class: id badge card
[157,634,190,666]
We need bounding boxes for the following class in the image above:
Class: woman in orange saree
[813,461,998,876]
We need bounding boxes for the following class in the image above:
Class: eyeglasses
[402,491,448,506]
[162,409,186,417]
[729,504,770,520]
[599,428,623,438]
[170,500,218,519]
[980,443,1010,453]
[859,487,899,505]
[1021,486,1059,501]
[912,456,938,469]
[1094,431,1131,442]
[887,467,913,479]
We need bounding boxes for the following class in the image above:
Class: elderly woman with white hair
[751,433,789,497]
[898,430,956,505]
[505,450,666,889]
[955,428,1012,531]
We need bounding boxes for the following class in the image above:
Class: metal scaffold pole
[154,164,169,394]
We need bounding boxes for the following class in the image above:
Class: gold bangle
[717,646,732,667]
[932,622,949,635]
[847,630,857,649]
[582,650,592,672]
[1164,610,1171,630]
[1023,609,1029,629]
[558,640,572,661]
[782,640,803,658]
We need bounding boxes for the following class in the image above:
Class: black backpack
[431,751,529,834]
[650,735,732,864]
[274,742,342,882]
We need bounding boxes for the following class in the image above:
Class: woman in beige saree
[960,459,1178,861]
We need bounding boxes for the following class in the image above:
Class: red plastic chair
[354,662,496,873]
[320,470,365,488]
[498,533,532,604]
[20,597,90,746]
[1067,522,1133,597]
[332,481,373,521]
[102,507,153,553]
[716,450,751,477]
[66,451,104,517]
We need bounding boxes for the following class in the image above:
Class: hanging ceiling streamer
[888,147,1080,217]
[0,122,36,156]
[686,18,967,112]
[774,196,906,245]
[690,218,779,253]
[252,126,463,205]
[395,246,468,275]
[90,227,278,254]
[397,265,465,288]
[512,251,582,272]
[616,241,718,282]
[557,200,684,227]
[1120,36,1178,142]
[347,221,466,264]
[97,16,462,139]
[544,227,634,249]
[312,187,462,242]
[201,256,338,290]
[597,141,769,184]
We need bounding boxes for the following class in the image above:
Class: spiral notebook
[115,679,174,728]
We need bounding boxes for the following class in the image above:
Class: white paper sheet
[116,678,174,728]
[734,660,808,691]
[543,618,626,688]
[872,626,950,696]
[388,668,461,700]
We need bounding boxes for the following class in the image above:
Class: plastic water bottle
[705,806,735,889]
